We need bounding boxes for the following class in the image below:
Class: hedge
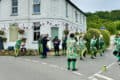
[84,28,110,53]
[84,28,101,52]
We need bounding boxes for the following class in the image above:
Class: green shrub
[84,28,101,52]
[104,22,117,34]
[84,28,110,54]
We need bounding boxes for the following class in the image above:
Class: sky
[71,0,120,12]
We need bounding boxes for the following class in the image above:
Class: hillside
[86,10,120,34]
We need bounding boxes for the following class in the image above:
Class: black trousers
[54,46,59,51]
[67,58,77,62]
[42,48,47,57]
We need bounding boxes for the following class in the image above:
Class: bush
[100,30,110,47]
[84,28,101,52]
[84,28,110,54]
[104,22,117,34]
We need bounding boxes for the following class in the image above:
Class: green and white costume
[98,37,105,56]
[113,37,120,61]
[78,39,87,60]
[67,38,77,70]
[90,38,97,58]
[15,40,22,56]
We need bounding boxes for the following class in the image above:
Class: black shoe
[72,69,78,71]
[80,57,84,60]
[91,56,96,59]
[67,68,70,70]
[100,54,103,56]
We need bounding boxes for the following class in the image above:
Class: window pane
[34,26,40,30]
[12,0,18,6]
[33,22,40,41]
[33,22,40,30]
[34,32,40,41]
[33,4,40,13]
[12,7,18,14]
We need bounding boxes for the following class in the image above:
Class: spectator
[52,36,61,56]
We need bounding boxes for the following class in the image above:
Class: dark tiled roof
[66,0,86,16]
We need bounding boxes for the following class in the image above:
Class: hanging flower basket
[63,29,69,36]
[21,37,27,42]
[2,37,7,42]
[0,30,4,35]
[75,32,79,35]
[18,29,25,34]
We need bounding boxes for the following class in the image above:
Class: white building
[0,0,87,49]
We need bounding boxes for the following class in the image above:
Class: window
[33,0,40,14]
[33,22,40,41]
[11,0,18,16]
[80,13,82,24]
[66,2,68,17]
[75,11,78,22]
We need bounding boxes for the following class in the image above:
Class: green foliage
[103,21,117,34]
[84,29,101,51]
[84,29,110,53]
[86,10,120,34]
[114,21,120,31]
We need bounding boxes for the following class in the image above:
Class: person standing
[14,39,22,57]
[78,36,87,60]
[52,36,61,56]
[0,36,4,50]
[38,36,43,56]
[67,33,78,71]
[113,33,120,62]
[20,38,27,56]
[90,35,97,59]
[98,35,105,56]
[41,34,49,58]
[62,35,67,55]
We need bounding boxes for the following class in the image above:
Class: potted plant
[0,30,4,35]
[63,29,69,36]
[75,32,79,35]
[2,37,7,42]
[18,29,25,34]
[21,37,27,42]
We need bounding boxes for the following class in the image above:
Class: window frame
[33,22,41,41]
[33,0,41,15]
[11,0,18,16]
[75,10,78,22]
